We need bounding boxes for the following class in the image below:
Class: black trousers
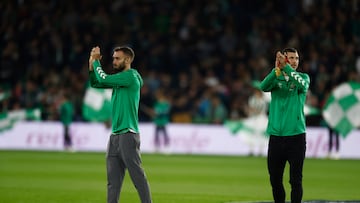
[328,128,339,152]
[64,125,72,147]
[154,126,169,147]
[267,134,306,203]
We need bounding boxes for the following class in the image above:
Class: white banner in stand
[0,122,359,159]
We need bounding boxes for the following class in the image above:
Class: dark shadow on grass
[225,201,360,203]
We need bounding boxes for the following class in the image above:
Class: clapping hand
[89,46,102,71]
[276,51,287,69]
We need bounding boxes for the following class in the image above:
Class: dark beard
[110,65,125,74]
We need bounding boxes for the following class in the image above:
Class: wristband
[275,67,281,77]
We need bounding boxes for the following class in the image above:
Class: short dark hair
[281,47,297,54]
[113,46,135,61]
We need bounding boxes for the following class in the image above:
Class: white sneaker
[332,151,340,160]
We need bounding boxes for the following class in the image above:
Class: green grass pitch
[0,150,359,203]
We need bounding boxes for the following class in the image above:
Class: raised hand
[91,46,102,60]
[276,51,287,69]
[89,46,102,71]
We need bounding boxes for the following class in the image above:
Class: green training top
[153,101,171,127]
[260,64,310,136]
[89,60,143,134]
[60,101,74,126]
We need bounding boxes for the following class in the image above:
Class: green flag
[224,115,268,137]
[322,82,360,137]
[224,120,256,135]
[0,108,41,132]
[0,90,11,102]
[304,104,320,116]
[82,86,112,122]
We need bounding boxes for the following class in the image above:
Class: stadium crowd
[1,0,360,125]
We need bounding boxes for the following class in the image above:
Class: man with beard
[260,48,309,203]
[89,46,152,203]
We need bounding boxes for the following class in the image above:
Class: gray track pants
[106,132,152,203]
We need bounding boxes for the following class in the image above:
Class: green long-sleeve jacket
[89,60,143,134]
[260,64,310,136]
[60,101,74,126]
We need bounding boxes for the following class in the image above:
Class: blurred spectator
[243,84,269,156]
[327,127,340,160]
[58,90,74,151]
[208,94,228,124]
[0,0,359,126]
[153,89,171,153]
